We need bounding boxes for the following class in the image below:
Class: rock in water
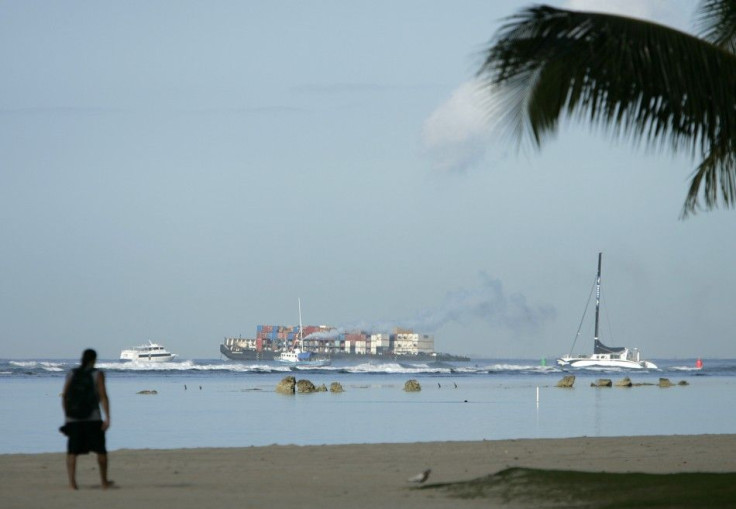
[658,378,674,388]
[296,379,317,393]
[615,377,633,387]
[556,375,575,388]
[276,376,296,394]
[329,382,344,393]
[591,379,612,388]
[404,379,421,392]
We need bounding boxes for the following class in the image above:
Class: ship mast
[594,252,602,342]
[298,297,303,347]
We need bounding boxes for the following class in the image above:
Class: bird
[453,382,458,389]
[407,469,431,484]
[437,382,441,388]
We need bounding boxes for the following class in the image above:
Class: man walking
[61,348,112,489]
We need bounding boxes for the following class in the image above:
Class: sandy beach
[2,434,735,508]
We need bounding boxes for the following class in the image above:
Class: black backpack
[64,368,99,419]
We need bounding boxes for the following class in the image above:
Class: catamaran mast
[594,252,602,342]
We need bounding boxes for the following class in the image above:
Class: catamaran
[557,253,657,370]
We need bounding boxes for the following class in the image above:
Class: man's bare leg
[97,453,112,489]
[66,454,78,490]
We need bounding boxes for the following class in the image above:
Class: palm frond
[696,0,736,53]
[478,5,736,216]
[682,142,736,217]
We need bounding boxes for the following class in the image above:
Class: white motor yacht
[120,341,177,362]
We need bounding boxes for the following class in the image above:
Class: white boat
[276,299,331,367]
[557,253,657,370]
[276,348,331,367]
[120,341,177,362]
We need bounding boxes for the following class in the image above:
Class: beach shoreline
[3,434,735,508]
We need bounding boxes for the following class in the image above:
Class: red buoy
[696,358,703,369]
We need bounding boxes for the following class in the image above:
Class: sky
[2,0,734,360]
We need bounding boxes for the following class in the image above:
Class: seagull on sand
[407,469,431,484]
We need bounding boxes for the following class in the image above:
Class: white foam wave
[10,361,66,371]
[341,362,452,374]
[448,363,560,374]
[486,363,555,371]
[10,361,37,367]
[96,360,299,373]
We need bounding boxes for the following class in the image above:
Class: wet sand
[3,434,735,508]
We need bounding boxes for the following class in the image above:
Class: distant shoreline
[4,434,735,509]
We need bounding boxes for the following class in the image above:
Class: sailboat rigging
[556,253,657,370]
[276,298,331,367]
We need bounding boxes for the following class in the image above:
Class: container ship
[220,325,470,362]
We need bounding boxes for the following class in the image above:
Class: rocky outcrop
[658,378,674,388]
[615,377,633,387]
[276,376,296,394]
[329,382,344,393]
[404,379,421,392]
[556,375,575,388]
[137,389,158,395]
[315,384,328,392]
[591,379,612,388]
[296,379,317,393]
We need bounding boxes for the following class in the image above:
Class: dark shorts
[63,421,106,455]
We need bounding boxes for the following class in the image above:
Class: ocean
[2,357,734,454]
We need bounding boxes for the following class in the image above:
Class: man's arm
[61,375,71,414]
[97,371,110,431]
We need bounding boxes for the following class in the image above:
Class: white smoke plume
[421,79,491,174]
[563,0,671,21]
[421,1,684,177]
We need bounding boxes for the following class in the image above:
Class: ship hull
[219,344,469,362]
[219,344,273,361]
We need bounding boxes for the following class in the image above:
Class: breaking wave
[0,358,728,378]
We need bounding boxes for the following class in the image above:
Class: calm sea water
[1,357,734,454]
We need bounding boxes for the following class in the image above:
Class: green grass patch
[420,468,736,508]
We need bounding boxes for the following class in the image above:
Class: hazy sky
[2,0,733,360]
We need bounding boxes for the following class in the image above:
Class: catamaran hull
[557,357,658,370]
